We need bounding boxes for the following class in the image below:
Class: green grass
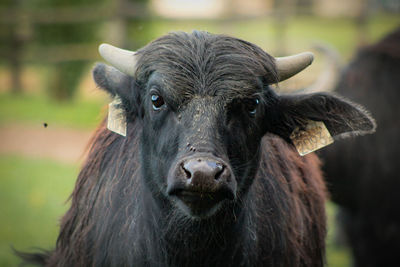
[0,93,105,129]
[0,155,77,266]
[326,202,352,267]
[327,246,352,267]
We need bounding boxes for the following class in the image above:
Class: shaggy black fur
[321,27,400,267]
[19,31,375,267]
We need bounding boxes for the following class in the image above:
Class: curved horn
[275,52,314,82]
[98,43,137,76]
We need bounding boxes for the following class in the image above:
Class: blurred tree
[32,0,105,101]
[0,0,31,94]
[40,0,153,101]
[273,0,291,56]
[295,0,313,14]
[355,0,369,47]
[93,0,153,54]
[1,0,152,101]
[125,0,154,50]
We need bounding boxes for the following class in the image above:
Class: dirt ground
[0,123,93,164]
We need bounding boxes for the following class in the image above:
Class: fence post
[8,0,29,94]
[9,26,23,94]
[107,0,128,47]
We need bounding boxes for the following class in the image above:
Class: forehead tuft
[135,31,278,99]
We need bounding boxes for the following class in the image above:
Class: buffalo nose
[167,156,237,202]
[182,158,225,182]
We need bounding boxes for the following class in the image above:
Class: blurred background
[0,0,399,266]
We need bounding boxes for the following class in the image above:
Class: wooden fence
[0,0,370,94]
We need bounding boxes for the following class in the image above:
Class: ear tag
[107,97,127,137]
[290,120,333,156]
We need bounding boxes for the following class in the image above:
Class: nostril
[181,163,192,179]
[214,164,225,180]
[182,158,227,182]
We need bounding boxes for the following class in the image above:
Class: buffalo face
[140,72,265,218]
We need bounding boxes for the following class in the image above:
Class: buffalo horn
[275,52,314,82]
[98,43,137,76]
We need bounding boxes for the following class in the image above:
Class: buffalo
[321,28,400,267]
[21,31,375,266]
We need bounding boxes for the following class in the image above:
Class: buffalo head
[93,31,375,218]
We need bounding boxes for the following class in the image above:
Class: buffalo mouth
[171,187,235,203]
[168,187,235,218]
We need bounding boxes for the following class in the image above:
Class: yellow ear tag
[107,97,127,137]
[290,120,334,156]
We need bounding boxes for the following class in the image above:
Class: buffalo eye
[151,94,165,110]
[246,98,259,117]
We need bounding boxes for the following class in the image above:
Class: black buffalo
[321,28,400,267]
[21,31,375,266]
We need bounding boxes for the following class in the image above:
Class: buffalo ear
[270,92,376,143]
[93,63,141,117]
[93,63,132,101]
